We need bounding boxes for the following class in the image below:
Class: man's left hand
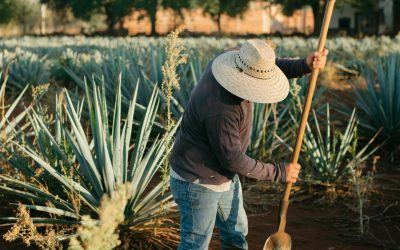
[306,48,329,70]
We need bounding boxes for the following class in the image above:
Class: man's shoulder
[189,60,242,115]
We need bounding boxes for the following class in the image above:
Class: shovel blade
[263,231,291,250]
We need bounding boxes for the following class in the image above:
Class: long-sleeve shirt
[170,55,311,185]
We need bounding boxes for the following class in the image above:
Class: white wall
[379,0,394,33]
[329,5,358,29]
[330,0,394,34]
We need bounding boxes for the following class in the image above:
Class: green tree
[273,0,325,35]
[134,0,159,36]
[394,0,400,35]
[43,0,192,35]
[12,0,41,35]
[193,0,250,33]
[0,0,13,25]
[42,0,136,33]
[134,0,191,36]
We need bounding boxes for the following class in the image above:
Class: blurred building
[123,2,314,36]
[329,0,395,35]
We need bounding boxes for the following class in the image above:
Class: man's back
[170,60,252,185]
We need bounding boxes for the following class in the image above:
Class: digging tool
[263,1,336,249]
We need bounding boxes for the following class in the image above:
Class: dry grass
[243,181,315,214]
[3,203,62,249]
[68,183,131,250]
[32,83,50,100]
[118,218,180,250]
[319,62,354,91]
[161,28,188,192]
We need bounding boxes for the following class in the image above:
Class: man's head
[212,39,289,104]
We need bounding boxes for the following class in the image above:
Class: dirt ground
[246,204,378,250]
[0,205,381,250]
[242,162,400,250]
[1,162,399,250]
[206,201,394,250]
[212,160,400,250]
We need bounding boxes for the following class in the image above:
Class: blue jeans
[170,175,248,250]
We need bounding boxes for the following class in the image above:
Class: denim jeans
[170,175,248,250]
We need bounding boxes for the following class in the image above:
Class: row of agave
[1,38,399,147]
[250,76,382,185]
[0,45,203,120]
[2,34,400,91]
[1,34,399,57]
[0,39,398,248]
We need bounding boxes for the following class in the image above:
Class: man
[170,39,328,250]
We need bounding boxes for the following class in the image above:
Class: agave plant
[248,102,291,161]
[0,72,30,145]
[0,49,50,90]
[62,45,203,119]
[347,53,400,158]
[278,104,381,184]
[247,76,327,164]
[309,106,381,184]
[0,77,180,249]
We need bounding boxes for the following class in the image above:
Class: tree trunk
[119,19,124,31]
[104,4,115,34]
[150,11,157,36]
[107,19,116,34]
[311,0,325,36]
[216,13,222,33]
[394,0,400,35]
[23,23,27,35]
[147,0,158,36]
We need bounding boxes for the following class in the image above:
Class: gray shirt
[170,54,311,185]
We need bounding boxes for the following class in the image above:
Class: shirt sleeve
[276,57,312,79]
[205,112,286,182]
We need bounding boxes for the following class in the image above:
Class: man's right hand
[285,163,301,183]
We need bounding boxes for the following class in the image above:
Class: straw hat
[211,39,289,103]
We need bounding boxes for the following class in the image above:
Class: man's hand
[306,48,329,70]
[285,163,301,183]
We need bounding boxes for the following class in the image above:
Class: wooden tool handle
[281,0,336,203]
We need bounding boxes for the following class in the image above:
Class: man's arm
[276,48,329,79]
[205,112,286,182]
[275,57,311,79]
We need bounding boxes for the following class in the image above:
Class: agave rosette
[0,76,180,248]
[0,73,31,145]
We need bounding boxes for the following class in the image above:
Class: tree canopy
[193,0,250,32]
[273,0,324,35]
[0,0,15,25]
[41,0,136,33]
[41,0,192,35]
[0,0,41,34]
[134,0,192,35]
[2,0,395,35]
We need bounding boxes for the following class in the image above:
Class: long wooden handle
[279,0,336,225]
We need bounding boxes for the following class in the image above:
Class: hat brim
[211,51,289,104]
